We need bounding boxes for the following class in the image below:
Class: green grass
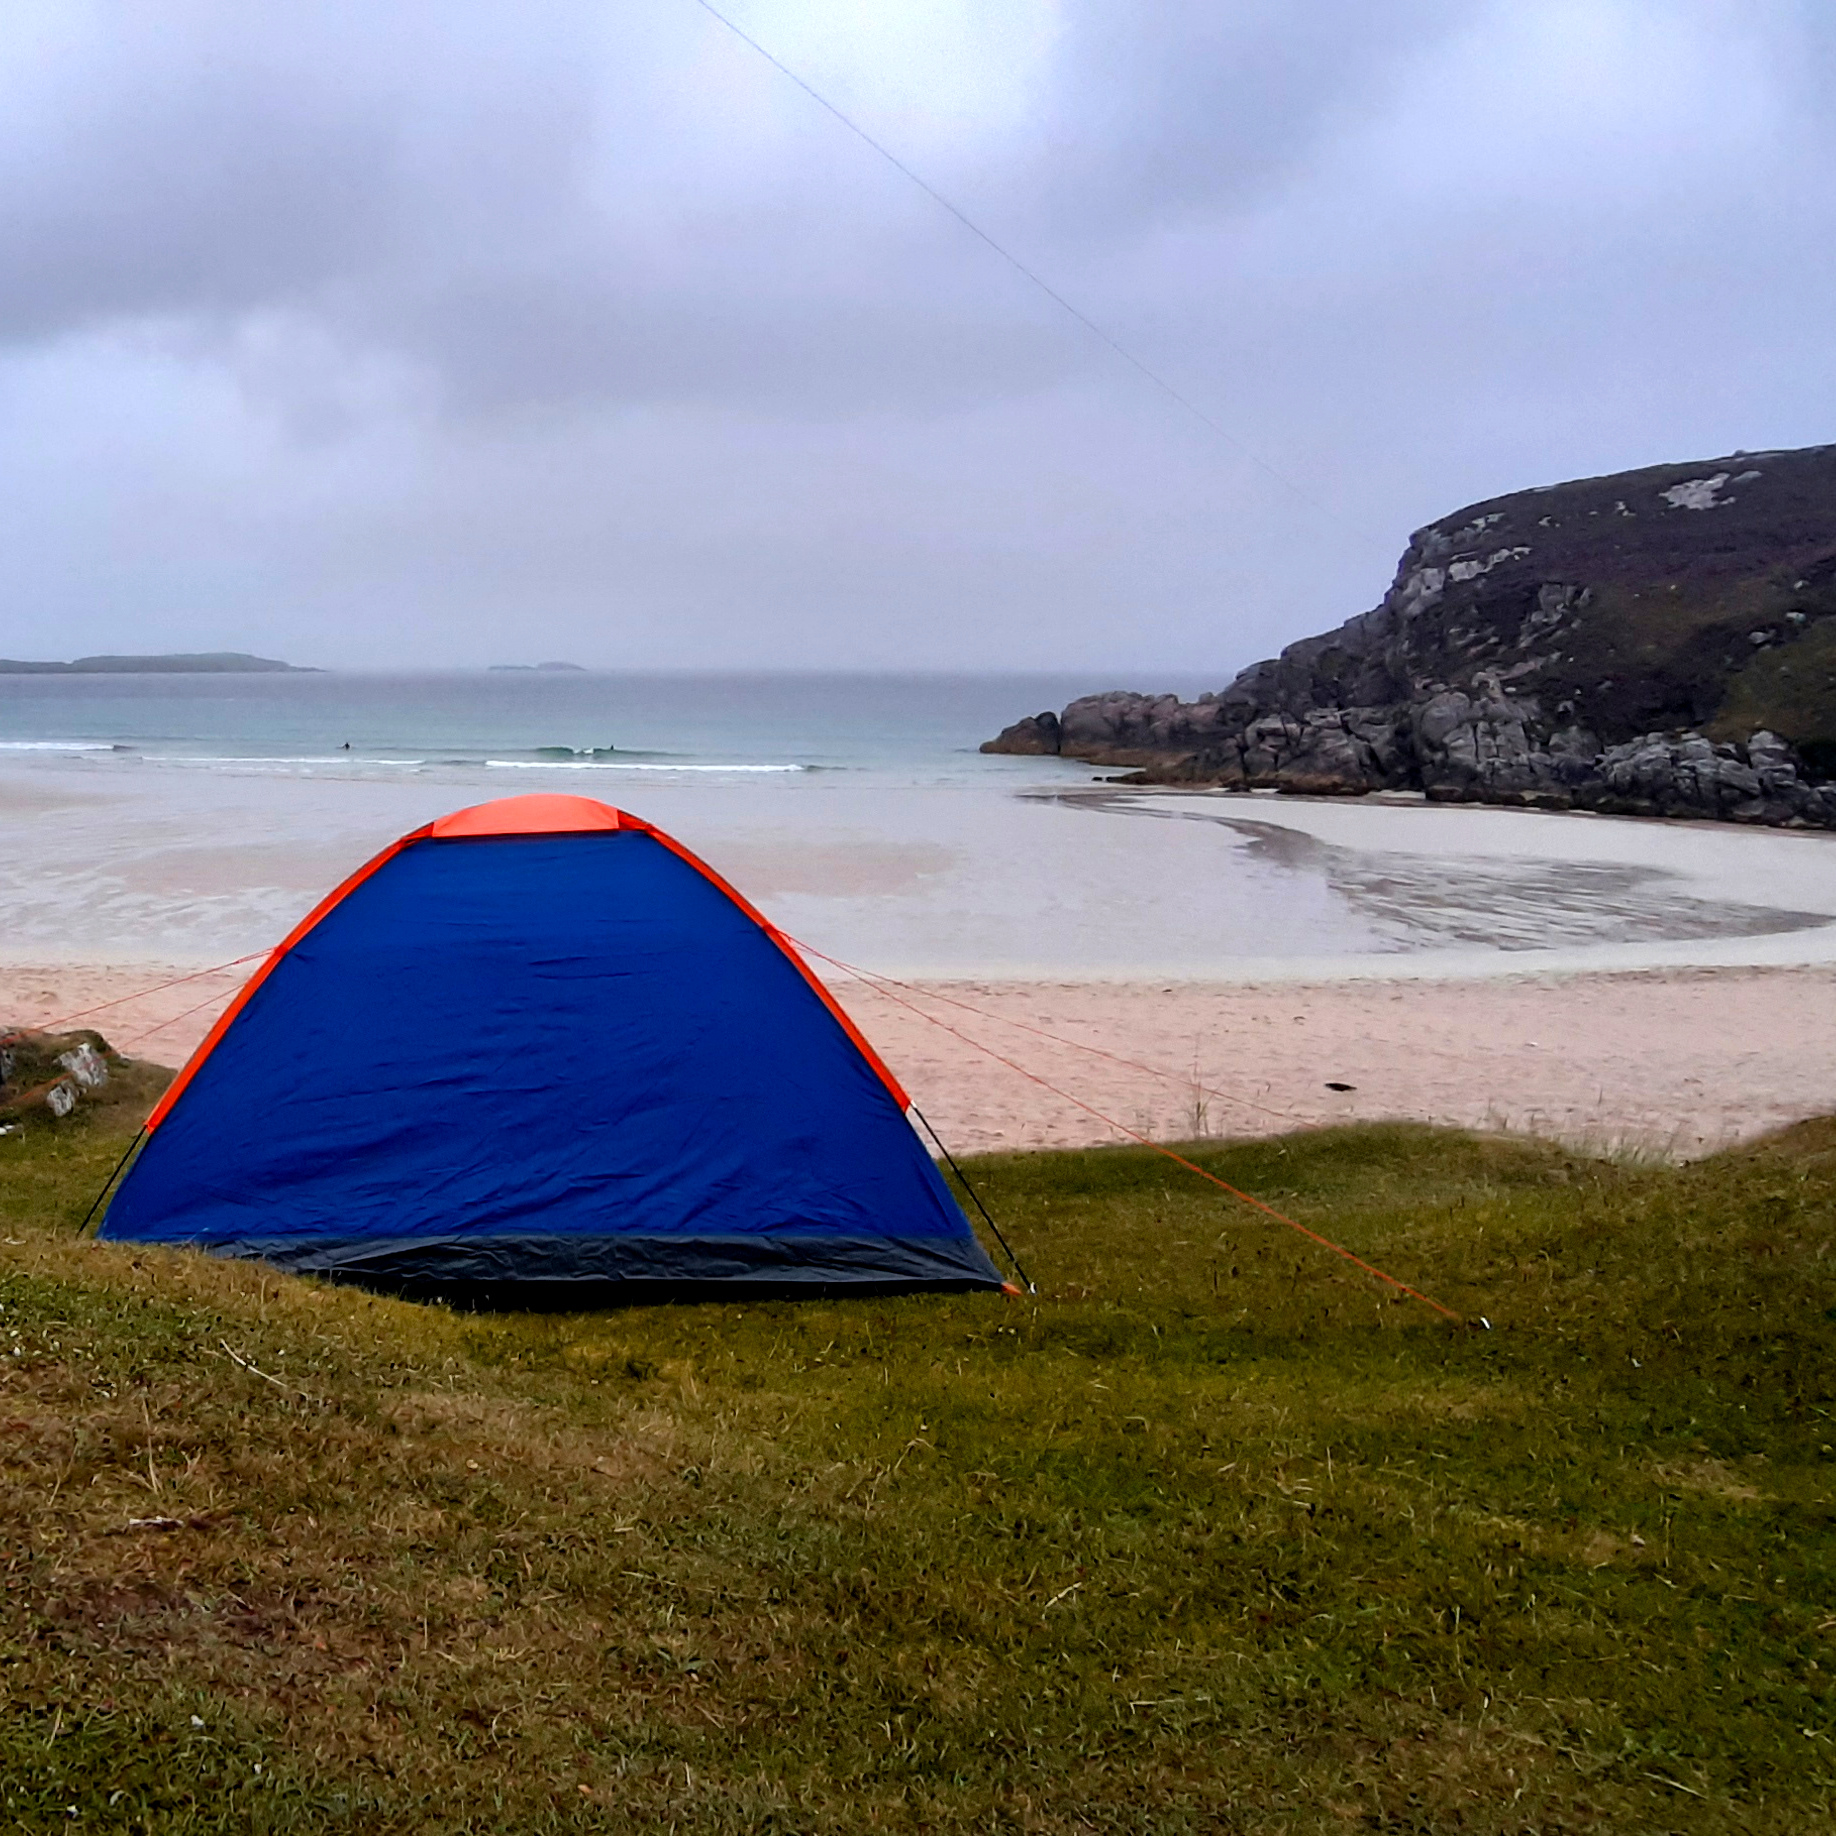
[2,1099,1834,1832]
[1713,616,1836,759]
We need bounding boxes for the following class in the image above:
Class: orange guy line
[791,940,1461,1323]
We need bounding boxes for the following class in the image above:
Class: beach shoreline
[8,727,1836,1161]
[10,956,1832,1162]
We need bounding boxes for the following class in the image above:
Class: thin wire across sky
[689,0,1389,560]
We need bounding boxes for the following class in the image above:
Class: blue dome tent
[99,794,1008,1301]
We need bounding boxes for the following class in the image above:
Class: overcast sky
[0,0,1831,678]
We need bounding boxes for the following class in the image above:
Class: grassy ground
[1,1095,1833,1833]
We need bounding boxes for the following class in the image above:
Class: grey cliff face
[983,442,1836,828]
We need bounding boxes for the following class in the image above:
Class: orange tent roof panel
[429,794,628,838]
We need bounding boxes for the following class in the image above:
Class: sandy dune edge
[5,960,1832,1161]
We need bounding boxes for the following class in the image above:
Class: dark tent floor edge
[299,1273,1005,1313]
[174,1230,1007,1304]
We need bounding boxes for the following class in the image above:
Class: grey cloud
[0,13,403,337]
[0,1,1830,672]
[0,0,1482,415]
[1028,0,1476,227]
[0,3,600,343]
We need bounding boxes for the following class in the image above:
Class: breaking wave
[0,739,118,752]
[485,759,806,774]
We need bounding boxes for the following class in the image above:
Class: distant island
[986,440,1836,831]
[488,661,588,672]
[0,652,314,675]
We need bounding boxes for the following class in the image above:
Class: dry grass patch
[1652,1456,1769,1503]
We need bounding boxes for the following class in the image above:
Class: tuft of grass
[1,1103,1833,1832]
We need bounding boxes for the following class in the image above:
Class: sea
[4,669,1836,977]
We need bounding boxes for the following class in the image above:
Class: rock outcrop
[0,1029,114,1125]
[0,1028,169,1133]
[985,443,1836,826]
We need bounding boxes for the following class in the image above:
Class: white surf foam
[152,755,430,769]
[484,759,805,774]
[0,739,115,752]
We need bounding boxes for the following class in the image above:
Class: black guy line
[78,1127,146,1236]
[911,1103,1035,1293]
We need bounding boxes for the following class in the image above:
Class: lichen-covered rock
[985,441,1836,828]
[0,1028,114,1123]
[1235,709,1389,794]
[1593,729,1836,824]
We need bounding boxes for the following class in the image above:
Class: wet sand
[8,957,1833,1161]
[11,757,1836,978]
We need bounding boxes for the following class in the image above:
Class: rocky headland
[986,443,1836,827]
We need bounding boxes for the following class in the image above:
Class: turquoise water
[0,670,1127,781]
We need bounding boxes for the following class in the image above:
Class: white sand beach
[7,955,1834,1162]
[7,745,1836,1161]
